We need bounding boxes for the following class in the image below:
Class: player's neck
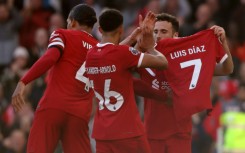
[77,25,92,34]
[101,35,120,45]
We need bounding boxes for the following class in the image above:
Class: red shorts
[96,135,151,153]
[27,109,91,153]
[148,132,192,153]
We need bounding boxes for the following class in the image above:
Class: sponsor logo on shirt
[152,78,172,92]
[50,31,59,39]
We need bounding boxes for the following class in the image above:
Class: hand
[139,12,156,33]
[129,27,142,42]
[11,81,26,112]
[137,11,156,52]
[210,25,227,44]
[120,27,141,45]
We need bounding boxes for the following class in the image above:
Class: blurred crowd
[0,0,244,153]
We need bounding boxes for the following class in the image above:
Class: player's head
[98,9,123,43]
[154,13,179,42]
[67,4,97,31]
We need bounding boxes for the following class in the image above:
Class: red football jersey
[38,29,98,122]
[85,43,145,140]
[138,68,192,139]
[156,29,228,121]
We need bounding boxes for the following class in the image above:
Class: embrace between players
[11,4,233,153]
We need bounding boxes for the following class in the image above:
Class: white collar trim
[96,43,114,47]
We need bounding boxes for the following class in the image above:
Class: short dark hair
[99,9,123,32]
[68,4,97,28]
[156,13,179,32]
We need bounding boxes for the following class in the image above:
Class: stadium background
[0,0,244,152]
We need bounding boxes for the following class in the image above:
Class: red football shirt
[85,43,145,140]
[38,29,98,122]
[138,68,192,139]
[156,29,228,121]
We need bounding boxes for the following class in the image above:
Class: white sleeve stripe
[48,42,64,48]
[219,54,228,64]
[137,53,144,67]
[145,68,156,76]
[52,37,63,43]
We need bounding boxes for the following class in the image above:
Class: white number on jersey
[90,79,124,111]
[75,62,90,92]
[180,59,202,90]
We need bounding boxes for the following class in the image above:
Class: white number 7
[180,59,202,90]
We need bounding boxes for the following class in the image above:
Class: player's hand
[120,27,142,45]
[142,11,156,34]
[210,25,227,44]
[11,81,26,112]
[130,27,142,42]
[137,11,156,52]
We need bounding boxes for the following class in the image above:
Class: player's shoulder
[52,28,83,36]
[115,45,141,56]
[50,28,67,39]
[51,28,66,35]
[114,44,128,49]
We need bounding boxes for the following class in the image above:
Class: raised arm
[211,25,234,76]
[136,11,168,69]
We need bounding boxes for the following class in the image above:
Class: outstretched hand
[139,11,156,34]
[137,11,156,52]
[11,82,26,112]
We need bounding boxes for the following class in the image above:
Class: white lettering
[86,65,117,74]
[82,41,93,49]
[188,45,206,55]
[170,50,187,59]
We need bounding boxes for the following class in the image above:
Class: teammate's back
[39,28,98,120]
[86,43,145,140]
[12,4,98,153]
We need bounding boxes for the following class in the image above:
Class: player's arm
[11,47,61,112]
[211,25,234,76]
[138,48,168,70]
[120,27,141,46]
[135,12,168,69]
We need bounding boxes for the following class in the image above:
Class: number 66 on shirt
[90,79,124,111]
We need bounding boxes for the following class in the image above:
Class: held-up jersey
[156,29,228,121]
[85,43,145,140]
[138,68,192,139]
[38,29,97,122]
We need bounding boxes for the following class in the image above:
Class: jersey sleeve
[21,47,60,84]
[48,30,65,55]
[119,46,144,69]
[213,35,228,64]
